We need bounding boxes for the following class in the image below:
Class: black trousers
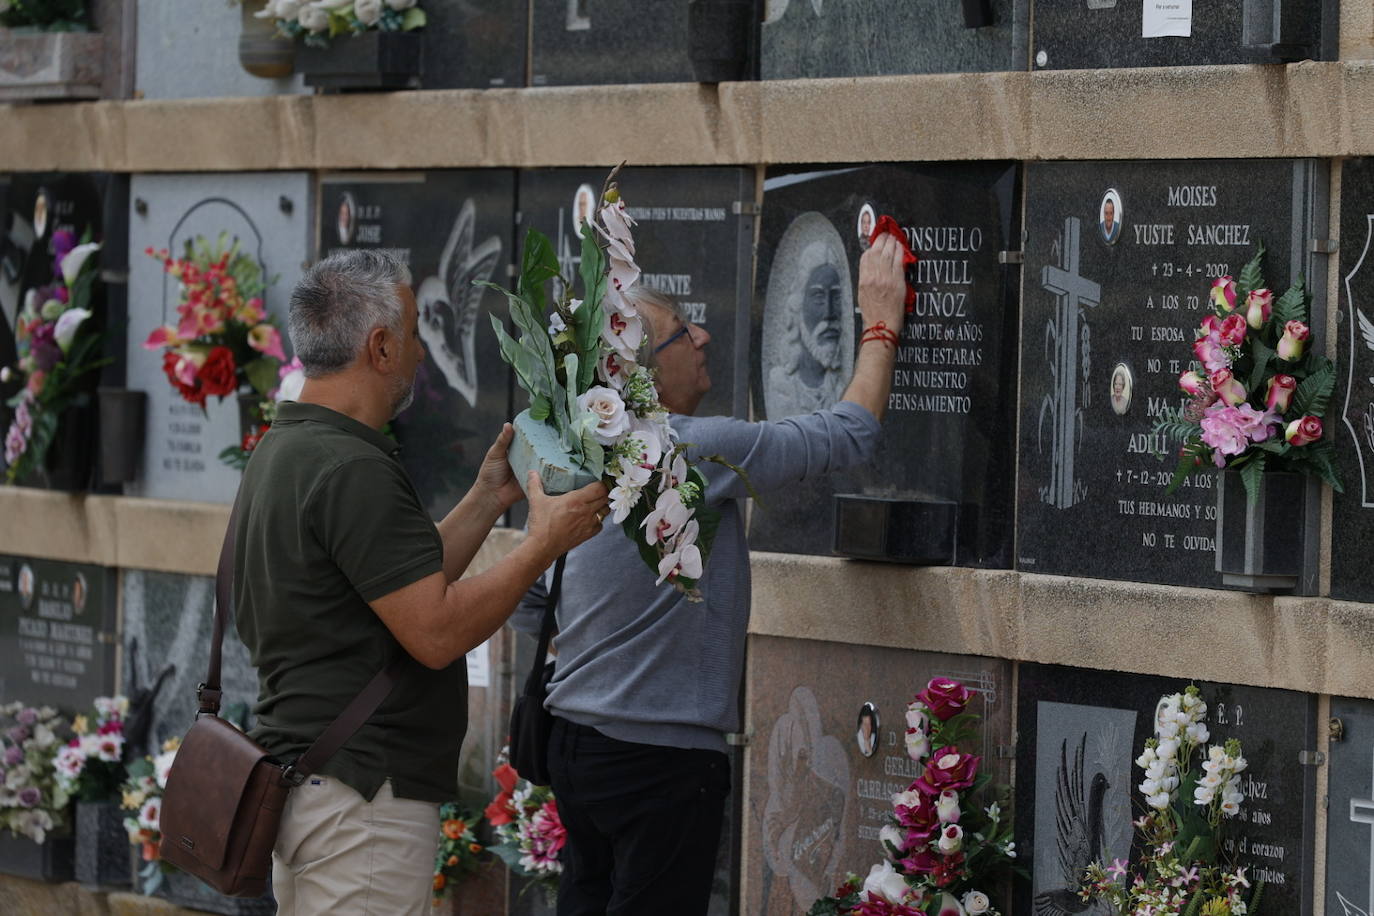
[547,716,730,916]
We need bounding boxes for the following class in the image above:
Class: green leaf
[1240,452,1267,506]
[1303,441,1344,493]
[489,313,545,403]
[517,229,561,316]
[401,7,426,29]
[1290,362,1335,419]
[1274,278,1308,325]
[1247,337,1276,394]
[576,225,609,391]
[529,396,551,422]
[562,353,584,460]
[1236,243,1266,302]
[67,264,97,312]
[1165,447,1200,496]
[243,357,279,398]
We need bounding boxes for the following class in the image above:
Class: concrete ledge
[8,489,1374,702]
[14,63,1374,172]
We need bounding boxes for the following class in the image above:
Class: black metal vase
[0,829,75,882]
[297,31,422,91]
[21,400,97,492]
[97,387,146,486]
[1214,469,1310,592]
[75,800,131,887]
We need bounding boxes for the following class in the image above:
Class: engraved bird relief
[416,200,503,408]
[1336,892,1370,916]
[1034,734,1111,916]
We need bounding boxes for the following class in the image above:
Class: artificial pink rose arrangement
[808,677,1014,916]
[1155,244,1342,503]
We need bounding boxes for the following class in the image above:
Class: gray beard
[390,379,415,419]
[802,323,842,370]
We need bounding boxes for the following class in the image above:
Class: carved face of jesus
[801,262,844,370]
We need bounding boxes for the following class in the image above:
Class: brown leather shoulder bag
[157,498,405,897]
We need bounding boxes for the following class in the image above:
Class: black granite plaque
[1014,663,1317,916]
[1326,696,1374,916]
[516,167,755,421]
[320,171,516,521]
[1031,0,1332,70]
[1016,159,1327,589]
[0,555,116,713]
[748,163,1020,564]
[761,0,1027,78]
[1331,158,1374,603]
[0,174,122,486]
[420,0,526,88]
[529,0,758,86]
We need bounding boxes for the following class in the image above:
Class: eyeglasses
[653,323,697,354]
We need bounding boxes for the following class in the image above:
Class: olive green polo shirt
[233,401,462,803]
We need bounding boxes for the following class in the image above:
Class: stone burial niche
[749,163,1021,567]
[1015,159,1328,591]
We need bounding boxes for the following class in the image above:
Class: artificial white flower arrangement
[257,0,425,47]
[485,169,718,599]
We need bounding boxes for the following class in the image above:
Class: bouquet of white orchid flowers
[1081,686,1264,916]
[485,167,719,599]
[257,0,425,47]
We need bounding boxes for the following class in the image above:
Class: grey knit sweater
[512,400,882,754]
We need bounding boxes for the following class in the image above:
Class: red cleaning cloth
[868,214,919,312]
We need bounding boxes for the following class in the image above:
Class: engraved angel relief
[416,200,502,408]
[1038,218,1101,509]
[1341,214,1374,506]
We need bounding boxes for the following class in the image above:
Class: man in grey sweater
[515,232,908,915]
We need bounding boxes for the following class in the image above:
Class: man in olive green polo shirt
[234,250,608,915]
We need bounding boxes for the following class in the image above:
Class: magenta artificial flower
[1278,320,1310,360]
[1208,368,1248,407]
[1218,314,1248,347]
[1265,374,1296,413]
[1200,403,1278,467]
[1245,288,1273,329]
[1285,415,1323,446]
[1210,276,1237,311]
[915,678,973,721]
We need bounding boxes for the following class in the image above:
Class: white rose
[576,385,631,445]
[892,788,923,811]
[861,860,914,906]
[354,0,383,24]
[905,702,930,732]
[275,0,303,17]
[904,728,929,761]
[879,824,906,858]
[386,0,416,8]
[937,823,963,854]
[297,4,330,32]
[962,890,992,915]
[936,789,960,824]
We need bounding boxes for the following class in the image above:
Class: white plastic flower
[962,890,992,915]
[53,308,92,354]
[904,728,929,761]
[1146,791,1172,810]
[608,484,640,524]
[60,242,100,287]
[354,0,383,25]
[153,748,177,789]
[906,702,930,732]
[937,824,963,854]
[1185,722,1210,744]
[297,4,330,32]
[601,308,643,362]
[576,385,631,445]
[862,860,915,906]
[643,487,690,546]
[879,824,905,858]
[137,797,162,831]
[386,0,416,8]
[655,521,702,585]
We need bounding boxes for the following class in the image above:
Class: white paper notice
[465,640,491,688]
[1142,0,1191,37]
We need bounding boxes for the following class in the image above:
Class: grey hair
[624,286,684,369]
[288,249,413,377]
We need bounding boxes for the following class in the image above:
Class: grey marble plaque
[125,172,312,503]
[120,569,260,757]
[0,555,116,713]
[1016,159,1328,589]
[134,0,304,99]
[745,635,1012,915]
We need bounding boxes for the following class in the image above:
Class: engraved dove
[416,199,502,409]
[1336,892,1370,916]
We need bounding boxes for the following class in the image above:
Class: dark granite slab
[420,0,527,88]
[1330,157,1374,603]
[1031,0,1333,70]
[744,635,1013,914]
[529,0,758,86]
[749,163,1020,565]
[320,171,517,521]
[1326,696,1374,916]
[0,555,116,714]
[1016,159,1327,590]
[761,0,1027,78]
[1015,663,1317,916]
[516,167,756,421]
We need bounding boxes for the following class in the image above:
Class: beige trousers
[273,776,439,916]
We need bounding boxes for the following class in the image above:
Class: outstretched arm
[840,232,907,422]
[435,423,528,582]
